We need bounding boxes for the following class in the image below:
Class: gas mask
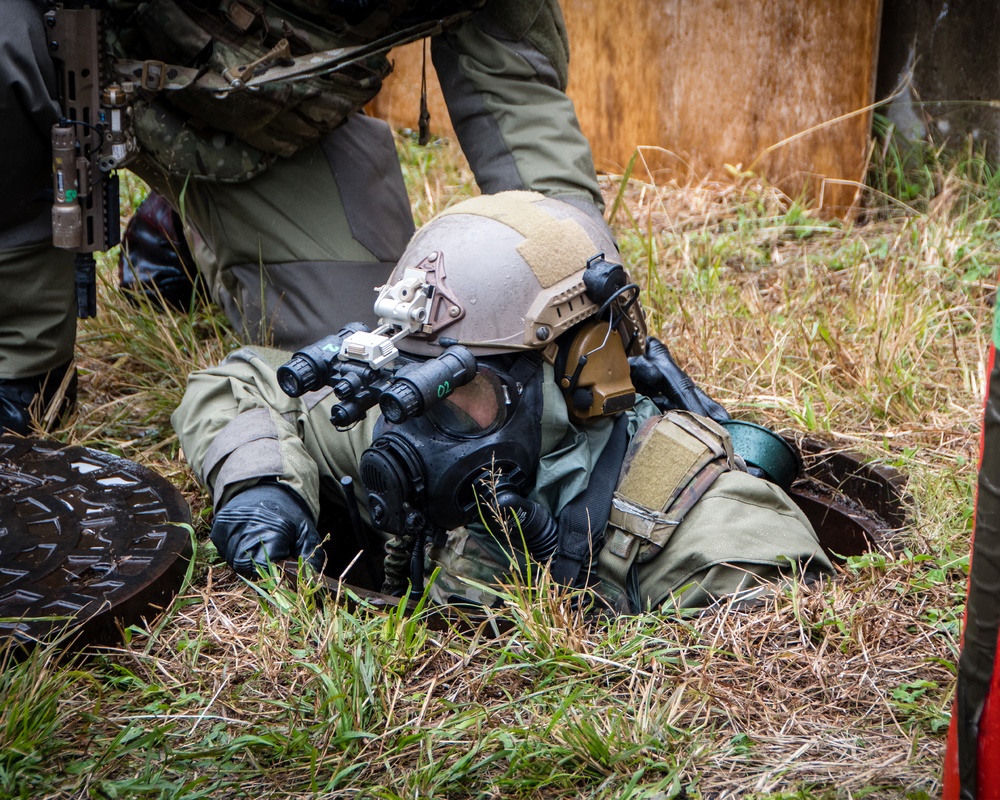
[359,354,558,570]
[276,318,560,596]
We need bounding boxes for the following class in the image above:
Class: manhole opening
[789,436,910,563]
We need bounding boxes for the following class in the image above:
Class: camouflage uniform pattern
[111,0,395,181]
[2,0,604,379]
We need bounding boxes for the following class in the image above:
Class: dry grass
[3,135,991,798]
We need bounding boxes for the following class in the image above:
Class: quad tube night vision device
[277,322,478,427]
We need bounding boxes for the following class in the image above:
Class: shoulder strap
[550,413,630,588]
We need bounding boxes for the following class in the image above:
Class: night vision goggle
[277,263,486,427]
[277,322,478,428]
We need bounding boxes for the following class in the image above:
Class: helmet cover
[375,191,647,358]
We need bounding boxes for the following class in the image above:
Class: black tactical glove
[210,482,325,578]
[629,337,730,423]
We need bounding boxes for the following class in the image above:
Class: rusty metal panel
[877,0,1000,157]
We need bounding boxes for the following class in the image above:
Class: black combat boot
[119,193,199,310]
[0,361,78,435]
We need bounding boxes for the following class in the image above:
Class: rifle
[46,0,136,318]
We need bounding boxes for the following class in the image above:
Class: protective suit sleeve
[171,345,378,521]
[431,0,605,221]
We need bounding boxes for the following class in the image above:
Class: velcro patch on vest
[607,411,734,561]
[617,417,713,510]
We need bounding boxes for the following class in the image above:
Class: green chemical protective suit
[172,347,832,611]
[172,191,833,613]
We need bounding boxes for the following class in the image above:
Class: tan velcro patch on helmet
[436,192,598,288]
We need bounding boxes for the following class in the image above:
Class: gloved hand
[210,482,325,578]
[629,337,730,423]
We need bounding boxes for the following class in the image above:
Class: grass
[5,130,994,798]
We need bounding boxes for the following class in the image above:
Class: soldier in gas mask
[173,192,832,613]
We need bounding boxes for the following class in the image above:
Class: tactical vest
[596,411,831,613]
[107,0,480,181]
[428,409,832,614]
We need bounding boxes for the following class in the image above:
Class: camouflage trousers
[0,0,414,377]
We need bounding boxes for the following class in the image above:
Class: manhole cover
[0,436,192,646]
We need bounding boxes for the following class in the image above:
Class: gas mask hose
[481,488,558,563]
[382,533,415,596]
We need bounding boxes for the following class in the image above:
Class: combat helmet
[372,191,648,420]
